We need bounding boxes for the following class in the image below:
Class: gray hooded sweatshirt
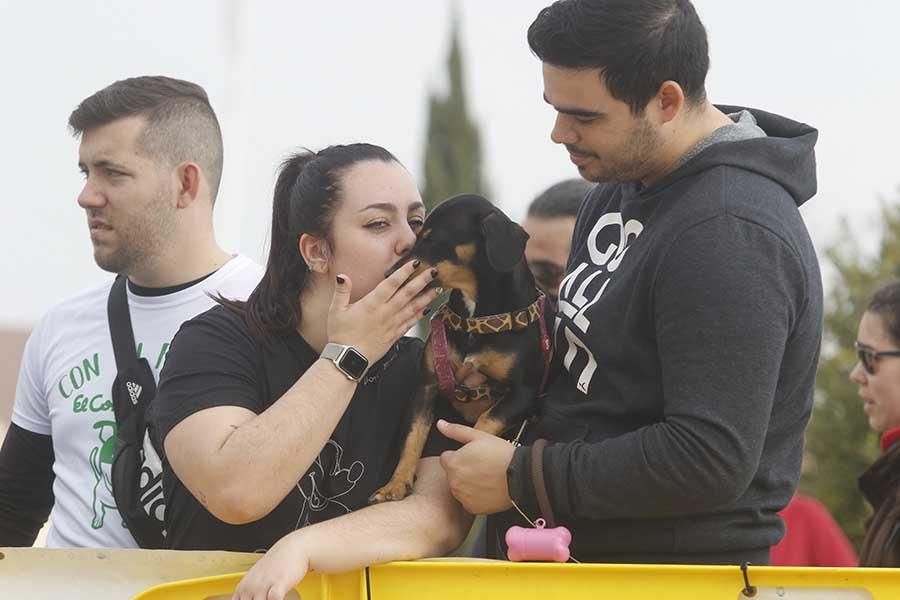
[503,106,823,564]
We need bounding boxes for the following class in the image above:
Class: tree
[421,16,487,211]
[803,189,900,548]
[419,16,489,556]
[414,17,488,334]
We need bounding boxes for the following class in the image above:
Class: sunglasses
[855,341,900,375]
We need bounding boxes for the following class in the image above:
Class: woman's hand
[232,533,310,600]
[328,260,440,362]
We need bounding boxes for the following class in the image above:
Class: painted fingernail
[430,268,438,278]
[423,307,431,316]
[336,275,345,284]
[413,260,421,268]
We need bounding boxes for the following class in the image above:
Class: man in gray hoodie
[438,0,822,565]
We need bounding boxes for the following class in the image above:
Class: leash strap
[429,311,458,398]
[531,438,556,527]
[536,295,553,395]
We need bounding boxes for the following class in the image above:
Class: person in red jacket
[771,493,857,567]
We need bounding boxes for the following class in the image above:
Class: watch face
[339,348,369,378]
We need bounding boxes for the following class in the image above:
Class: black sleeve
[152,308,264,447]
[0,423,55,546]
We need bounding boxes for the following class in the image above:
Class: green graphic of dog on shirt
[89,420,117,529]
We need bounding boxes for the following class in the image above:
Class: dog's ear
[480,211,529,272]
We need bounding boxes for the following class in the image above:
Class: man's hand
[437,419,515,515]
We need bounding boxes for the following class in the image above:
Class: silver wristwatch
[320,342,370,381]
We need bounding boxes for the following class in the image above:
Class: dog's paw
[368,479,415,504]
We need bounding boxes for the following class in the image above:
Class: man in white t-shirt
[0,76,262,548]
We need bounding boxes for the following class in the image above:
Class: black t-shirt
[152,305,457,552]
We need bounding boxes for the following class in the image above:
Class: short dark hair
[528,0,710,114]
[868,281,900,347]
[527,178,593,219]
[69,76,224,201]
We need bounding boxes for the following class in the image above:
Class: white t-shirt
[12,255,262,548]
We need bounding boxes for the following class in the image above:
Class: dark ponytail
[221,143,398,339]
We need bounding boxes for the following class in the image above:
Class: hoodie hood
[649,105,819,208]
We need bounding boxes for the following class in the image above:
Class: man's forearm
[0,423,55,546]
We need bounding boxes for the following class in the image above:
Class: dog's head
[386,194,529,297]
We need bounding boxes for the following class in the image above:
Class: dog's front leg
[474,382,537,438]
[369,383,439,504]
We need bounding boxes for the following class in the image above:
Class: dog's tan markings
[454,361,476,381]
[455,242,476,263]
[434,261,477,304]
[452,395,496,424]
[474,413,508,436]
[369,407,434,504]
[466,350,517,382]
[404,260,434,284]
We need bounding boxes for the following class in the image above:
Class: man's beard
[92,190,176,275]
[578,117,662,184]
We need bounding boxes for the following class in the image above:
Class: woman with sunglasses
[851,280,900,566]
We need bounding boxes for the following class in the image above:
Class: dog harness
[429,293,553,405]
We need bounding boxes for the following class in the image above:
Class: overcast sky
[2,0,898,327]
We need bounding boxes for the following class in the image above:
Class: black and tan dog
[369,194,553,503]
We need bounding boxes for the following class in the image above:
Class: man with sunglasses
[521,179,593,303]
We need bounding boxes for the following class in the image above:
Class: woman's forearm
[280,459,472,571]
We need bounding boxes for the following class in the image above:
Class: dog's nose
[385,255,413,278]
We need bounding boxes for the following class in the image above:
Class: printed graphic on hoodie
[556,212,644,396]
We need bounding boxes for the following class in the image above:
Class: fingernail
[413,259,421,268]
[430,268,438,278]
[423,307,431,316]
[336,275,345,284]
[437,419,447,428]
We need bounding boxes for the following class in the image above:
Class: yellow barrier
[132,559,900,600]
[0,547,261,599]
[133,570,366,600]
[367,560,900,600]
